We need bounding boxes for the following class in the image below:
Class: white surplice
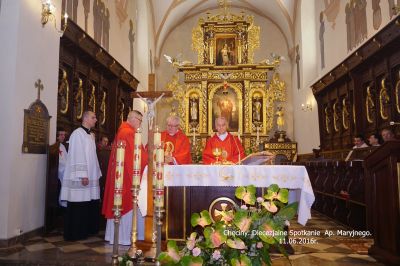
[60,128,101,202]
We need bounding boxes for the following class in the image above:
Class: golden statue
[75,78,84,120]
[58,70,69,114]
[379,78,390,120]
[366,86,375,124]
[276,107,284,131]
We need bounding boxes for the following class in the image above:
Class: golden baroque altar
[164,8,288,161]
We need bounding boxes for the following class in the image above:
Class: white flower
[126,261,134,266]
[240,205,248,210]
[117,257,123,262]
[212,250,221,260]
[284,220,290,227]
[256,197,264,203]
[192,247,201,257]
[256,242,263,248]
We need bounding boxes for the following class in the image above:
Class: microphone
[390,121,400,125]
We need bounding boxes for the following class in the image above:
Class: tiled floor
[0,211,382,265]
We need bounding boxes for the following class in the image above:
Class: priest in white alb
[60,111,102,241]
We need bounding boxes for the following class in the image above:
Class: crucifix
[131,84,172,258]
[35,79,44,100]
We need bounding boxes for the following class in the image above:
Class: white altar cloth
[139,165,315,226]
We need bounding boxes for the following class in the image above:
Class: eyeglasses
[134,117,143,122]
[167,124,179,128]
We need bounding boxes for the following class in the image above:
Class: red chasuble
[102,122,148,219]
[202,133,245,164]
[161,130,192,164]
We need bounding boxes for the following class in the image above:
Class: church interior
[0,0,399,265]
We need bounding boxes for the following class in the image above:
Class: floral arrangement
[158,184,298,266]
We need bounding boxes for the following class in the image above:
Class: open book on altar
[239,151,275,165]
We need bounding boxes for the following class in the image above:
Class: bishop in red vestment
[102,110,148,245]
[203,116,245,164]
[162,116,192,164]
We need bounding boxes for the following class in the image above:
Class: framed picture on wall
[215,35,237,66]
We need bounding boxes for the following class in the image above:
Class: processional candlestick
[111,140,126,265]
[128,128,143,260]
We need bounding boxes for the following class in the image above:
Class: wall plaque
[22,79,51,154]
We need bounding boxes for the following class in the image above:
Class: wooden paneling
[312,17,400,150]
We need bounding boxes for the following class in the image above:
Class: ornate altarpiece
[165,9,287,160]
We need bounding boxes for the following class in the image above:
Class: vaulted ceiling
[149,0,299,60]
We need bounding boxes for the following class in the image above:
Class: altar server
[60,111,102,241]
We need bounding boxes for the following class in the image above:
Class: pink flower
[212,250,221,260]
[192,247,201,257]
[256,197,264,203]
[256,242,263,248]
[240,205,248,210]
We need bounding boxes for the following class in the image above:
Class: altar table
[139,165,315,240]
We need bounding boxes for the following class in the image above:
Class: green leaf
[258,220,276,244]
[268,184,279,193]
[235,186,246,200]
[276,188,289,203]
[274,202,299,222]
[180,255,203,266]
[233,209,252,232]
[204,226,227,248]
[190,210,212,227]
[231,254,252,266]
[260,245,272,266]
[227,238,247,249]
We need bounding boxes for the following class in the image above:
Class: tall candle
[114,140,126,206]
[156,148,164,163]
[133,128,142,186]
[134,128,142,146]
[154,127,161,146]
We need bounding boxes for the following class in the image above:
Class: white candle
[114,140,126,206]
[154,129,161,146]
[134,128,142,146]
[156,148,164,163]
[64,13,68,25]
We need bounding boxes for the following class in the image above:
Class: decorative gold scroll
[100,90,106,125]
[333,100,339,132]
[325,106,330,133]
[75,78,84,120]
[342,97,350,130]
[366,86,375,124]
[58,69,69,114]
[396,71,400,113]
[88,84,96,111]
[379,78,390,120]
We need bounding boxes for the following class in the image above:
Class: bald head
[127,110,143,129]
[82,111,97,129]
